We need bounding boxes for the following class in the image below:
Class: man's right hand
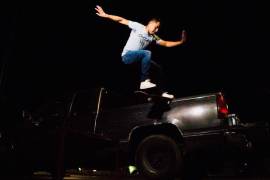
[95,5,129,25]
[95,5,108,18]
[181,30,187,44]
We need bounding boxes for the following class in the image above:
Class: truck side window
[71,90,100,116]
[67,90,100,133]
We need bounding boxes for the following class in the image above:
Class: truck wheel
[135,135,183,180]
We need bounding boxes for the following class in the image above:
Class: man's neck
[145,26,150,35]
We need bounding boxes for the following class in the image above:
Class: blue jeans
[122,50,151,81]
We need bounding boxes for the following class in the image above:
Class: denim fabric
[122,50,152,81]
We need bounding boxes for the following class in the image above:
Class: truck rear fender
[127,123,184,164]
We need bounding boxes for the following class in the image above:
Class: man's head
[146,18,161,35]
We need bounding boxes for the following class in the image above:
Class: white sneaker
[140,79,156,89]
[161,92,174,99]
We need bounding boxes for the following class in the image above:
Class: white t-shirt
[121,21,160,56]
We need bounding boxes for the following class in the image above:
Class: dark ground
[30,170,270,180]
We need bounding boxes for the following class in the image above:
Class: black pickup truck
[1,88,270,179]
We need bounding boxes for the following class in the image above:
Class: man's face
[147,21,160,35]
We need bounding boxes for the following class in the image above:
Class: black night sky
[0,0,268,122]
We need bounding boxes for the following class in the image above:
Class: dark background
[0,0,269,122]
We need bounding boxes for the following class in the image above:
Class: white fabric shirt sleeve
[128,21,145,31]
[153,34,162,44]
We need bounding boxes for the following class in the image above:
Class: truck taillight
[217,93,229,119]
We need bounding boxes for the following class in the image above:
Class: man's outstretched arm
[158,30,187,47]
[95,5,129,25]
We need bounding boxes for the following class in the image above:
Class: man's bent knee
[143,50,152,58]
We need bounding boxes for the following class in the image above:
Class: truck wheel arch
[128,123,184,164]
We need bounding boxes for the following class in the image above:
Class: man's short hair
[148,17,161,23]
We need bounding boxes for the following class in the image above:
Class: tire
[135,134,183,180]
